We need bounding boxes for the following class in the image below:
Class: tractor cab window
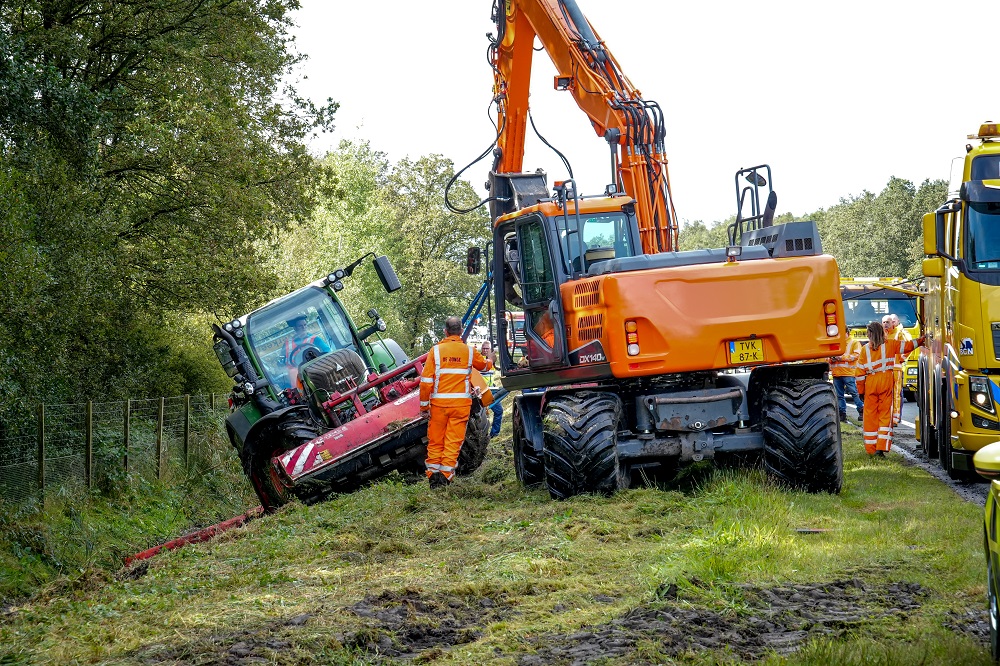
[556,212,635,274]
[247,287,358,391]
[966,201,1000,269]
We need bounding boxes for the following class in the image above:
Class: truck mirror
[922,257,944,278]
[373,255,401,292]
[466,246,482,275]
[922,212,939,257]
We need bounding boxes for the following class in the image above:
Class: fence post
[183,394,191,468]
[123,399,131,474]
[156,397,165,480]
[85,401,93,489]
[37,403,45,496]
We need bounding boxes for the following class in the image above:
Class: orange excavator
[464,0,847,498]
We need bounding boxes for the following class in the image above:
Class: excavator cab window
[556,211,636,274]
[511,217,567,370]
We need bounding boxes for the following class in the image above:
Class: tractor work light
[970,376,996,414]
[224,322,233,332]
[333,280,344,292]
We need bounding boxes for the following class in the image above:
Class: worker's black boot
[839,413,847,423]
[428,472,448,489]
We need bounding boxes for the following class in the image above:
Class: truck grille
[992,323,1000,360]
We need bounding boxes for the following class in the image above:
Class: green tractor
[212,254,490,510]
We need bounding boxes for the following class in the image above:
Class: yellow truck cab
[918,122,1000,478]
[840,277,920,349]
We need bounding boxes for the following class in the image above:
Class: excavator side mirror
[466,246,482,275]
[746,171,767,187]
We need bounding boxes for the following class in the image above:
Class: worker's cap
[287,315,308,327]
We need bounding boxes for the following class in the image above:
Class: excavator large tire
[512,400,543,487]
[456,404,490,476]
[242,407,320,511]
[762,380,842,494]
[542,391,627,500]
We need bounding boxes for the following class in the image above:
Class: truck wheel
[918,370,938,459]
[456,405,490,476]
[542,392,627,500]
[512,400,543,487]
[762,380,842,494]
[938,382,953,474]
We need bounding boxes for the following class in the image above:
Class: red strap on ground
[124,506,263,566]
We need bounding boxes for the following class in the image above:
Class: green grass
[0,420,993,665]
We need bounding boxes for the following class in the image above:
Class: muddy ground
[131,578,988,665]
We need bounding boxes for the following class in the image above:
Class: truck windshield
[246,287,358,391]
[555,211,635,273]
[966,201,1000,269]
[841,288,918,329]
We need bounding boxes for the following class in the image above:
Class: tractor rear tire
[762,380,842,494]
[542,391,627,500]
[456,405,490,476]
[513,400,543,487]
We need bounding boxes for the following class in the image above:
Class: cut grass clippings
[0,419,992,665]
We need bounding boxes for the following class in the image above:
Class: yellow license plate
[727,338,764,365]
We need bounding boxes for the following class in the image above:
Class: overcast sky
[289,0,1000,225]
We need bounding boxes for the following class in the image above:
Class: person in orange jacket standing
[856,321,921,457]
[830,336,864,422]
[882,313,912,426]
[419,316,493,488]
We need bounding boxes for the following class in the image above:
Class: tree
[0,0,335,406]
[819,178,947,279]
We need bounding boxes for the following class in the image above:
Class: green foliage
[818,178,948,279]
[275,142,491,356]
[0,0,333,408]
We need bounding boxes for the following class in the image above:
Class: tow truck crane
[466,0,847,499]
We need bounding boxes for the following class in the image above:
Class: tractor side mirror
[466,247,482,275]
[373,255,401,293]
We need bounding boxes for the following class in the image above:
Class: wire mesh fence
[0,394,231,506]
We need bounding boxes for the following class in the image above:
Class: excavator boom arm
[491,0,677,253]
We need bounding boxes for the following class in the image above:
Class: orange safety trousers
[425,405,470,481]
[862,375,895,454]
[892,369,903,426]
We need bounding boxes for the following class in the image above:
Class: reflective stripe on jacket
[856,339,916,395]
[419,335,493,408]
[830,338,862,377]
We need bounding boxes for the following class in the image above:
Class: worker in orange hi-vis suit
[882,313,912,427]
[419,316,493,488]
[856,321,921,457]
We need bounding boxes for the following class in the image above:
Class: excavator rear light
[823,302,837,314]
[625,319,640,355]
[825,313,837,325]
[826,324,840,337]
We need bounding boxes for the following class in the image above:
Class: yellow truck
[840,277,921,401]
[917,121,1000,478]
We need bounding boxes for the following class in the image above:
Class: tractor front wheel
[456,404,490,476]
[762,380,842,494]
